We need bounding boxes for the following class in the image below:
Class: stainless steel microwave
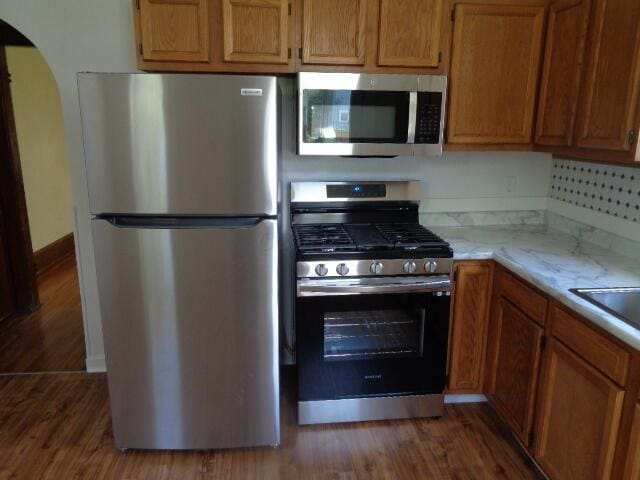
[297,72,447,157]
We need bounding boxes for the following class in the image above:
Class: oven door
[296,276,451,401]
[297,73,418,156]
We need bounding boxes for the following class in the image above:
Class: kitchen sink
[571,288,640,330]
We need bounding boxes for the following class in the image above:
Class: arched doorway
[0,19,85,372]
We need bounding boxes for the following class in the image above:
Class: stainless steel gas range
[291,181,453,425]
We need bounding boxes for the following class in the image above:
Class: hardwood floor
[0,370,543,479]
[0,255,85,372]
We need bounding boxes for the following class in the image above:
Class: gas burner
[293,224,355,252]
[375,223,450,249]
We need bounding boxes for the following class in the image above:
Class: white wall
[6,46,74,251]
[0,0,138,371]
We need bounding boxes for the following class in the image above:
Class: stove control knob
[370,261,384,275]
[336,263,350,276]
[424,260,438,273]
[403,261,417,274]
[315,264,328,277]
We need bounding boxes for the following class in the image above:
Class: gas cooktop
[293,222,451,255]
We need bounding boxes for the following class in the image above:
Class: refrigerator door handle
[100,216,273,229]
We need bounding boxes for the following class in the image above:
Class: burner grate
[375,223,450,249]
[293,224,356,252]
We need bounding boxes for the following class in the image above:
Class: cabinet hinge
[135,0,140,10]
[453,269,458,282]
[629,130,637,145]
[288,3,291,15]
[451,8,456,21]
[138,43,143,55]
[298,48,302,59]
[438,52,442,63]
[288,48,292,59]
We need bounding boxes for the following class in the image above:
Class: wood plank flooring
[0,370,543,479]
[0,255,85,372]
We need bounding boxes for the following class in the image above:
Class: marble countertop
[430,224,640,351]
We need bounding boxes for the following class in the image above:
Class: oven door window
[324,308,425,362]
[302,90,410,144]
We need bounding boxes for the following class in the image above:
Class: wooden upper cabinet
[447,4,545,145]
[301,0,366,65]
[534,339,625,480]
[222,0,289,64]
[448,262,492,393]
[576,0,640,151]
[378,0,443,68]
[487,297,544,446]
[535,0,591,147]
[139,0,210,62]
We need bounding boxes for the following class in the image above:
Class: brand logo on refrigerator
[241,88,263,96]
[364,374,383,380]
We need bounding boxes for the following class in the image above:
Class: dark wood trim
[34,233,75,276]
[0,20,34,47]
[0,47,39,313]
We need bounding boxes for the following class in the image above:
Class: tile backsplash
[550,159,640,223]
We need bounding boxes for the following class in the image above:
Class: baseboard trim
[85,354,106,373]
[34,233,74,275]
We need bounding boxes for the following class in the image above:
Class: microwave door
[298,82,416,157]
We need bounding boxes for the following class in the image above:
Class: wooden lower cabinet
[623,402,640,479]
[447,261,492,392]
[486,297,543,446]
[534,339,625,480]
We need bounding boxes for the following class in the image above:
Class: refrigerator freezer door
[79,73,278,216]
[92,217,279,449]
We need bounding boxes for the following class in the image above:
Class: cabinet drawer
[496,270,547,325]
[551,305,630,386]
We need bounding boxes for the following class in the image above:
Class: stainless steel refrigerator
[78,73,280,450]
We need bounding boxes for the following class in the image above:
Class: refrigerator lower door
[92,217,279,450]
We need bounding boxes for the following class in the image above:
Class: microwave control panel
[415,92,443,144]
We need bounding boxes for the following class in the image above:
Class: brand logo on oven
[364,374,383,380]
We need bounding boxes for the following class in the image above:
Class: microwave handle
[407,91,417,144]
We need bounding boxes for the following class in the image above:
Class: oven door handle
[297,276,452,297]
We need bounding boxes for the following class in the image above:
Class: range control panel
[415,92,443,144]
[326,183,387,199]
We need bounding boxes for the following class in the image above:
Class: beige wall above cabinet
[139,0,210,62]
[222,0,290,64]
[377,0,443,68]
[301,0,366,65]
[447,3,545,146]
[535,0,591,147]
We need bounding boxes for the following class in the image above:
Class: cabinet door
[378,0,443,68]
[623,402,640,479]
[576,0,640,151]
[222,0,289,64]
[448,262,492,393]
[447,4,545,144]
[301,0,366,65]
[535,0,591,147]
[535,339,625,480]
[488,297,544,446]
[139,0,210,62]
